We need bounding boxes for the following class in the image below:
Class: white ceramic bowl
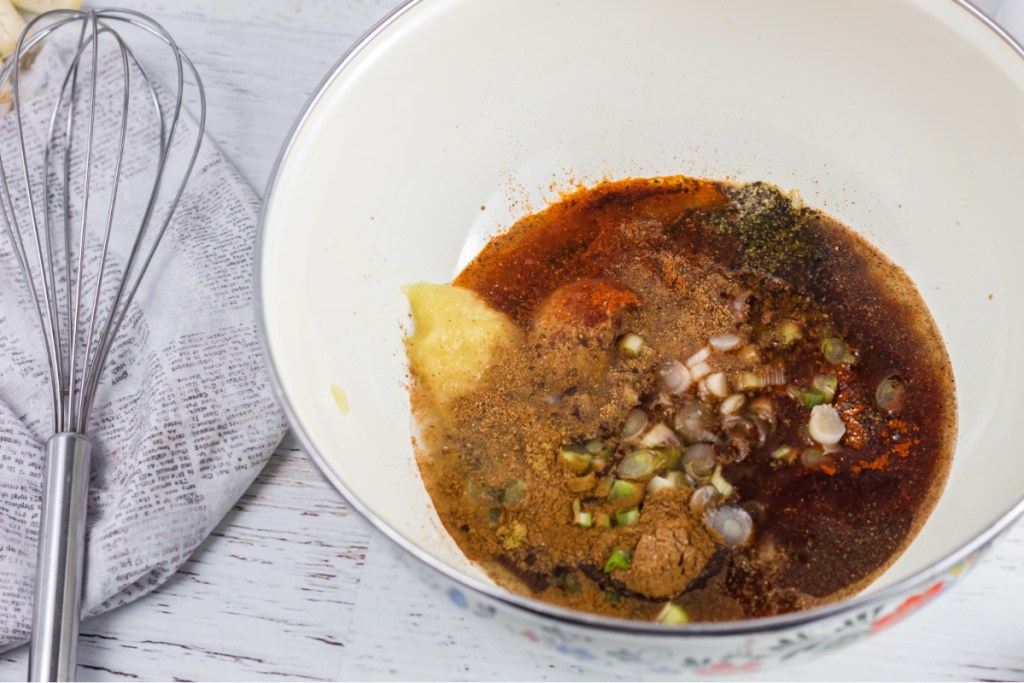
[258,0,1024,675]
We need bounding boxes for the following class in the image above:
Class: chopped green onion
[690,485,717,516]
[813,374,839,401]
[604,590,622,605]
[771,445,798,464]
[609,479,639,500]
[720,394,746,415]
[734,366,786,392]
[620,408,649,441]
[658,360,692,394]
[658,445,683,471]
[559,448,593,475]
[656,602,690,625]
[618,449,665,480]
[594,512,612,528]
[821,337,855,365]
[705,372,729,398]
[738,344,761,364]
[706,505,754,546]
[689,360,712,381]
[555,570,583,594]
[673,401,713,442]
[876,376,906,413]
[809,404,846,445]
[776,319,803,345]
[710,465,733,498]
[748,396,777,425]
[709,333,742,352]
[603,547,631,573]
[681,444,716,482]
[571,498,594,528]
[615,507,640,526]
[734,371,767,391]
[486,507,502,526]
[646,475,675,495]
[686,346,711,366]
[665,471,687,488]
[619,333,644,357]
[801,446,829,469]
[787,385,829,408]
[501,479,526,506]
[638,423,680,449]
[584,438,612,457]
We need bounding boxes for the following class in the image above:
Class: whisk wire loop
[73,23,134,434]
[41,15,90,424]
[64,14,101,434]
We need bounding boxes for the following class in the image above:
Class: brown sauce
[408,176,956,623]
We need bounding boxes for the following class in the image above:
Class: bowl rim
[256,0,1024,636]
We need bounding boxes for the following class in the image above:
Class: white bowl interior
[262,0,1024,601]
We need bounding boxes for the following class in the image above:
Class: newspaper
[0,34,288,650]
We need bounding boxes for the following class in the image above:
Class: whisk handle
[29,434,92,683]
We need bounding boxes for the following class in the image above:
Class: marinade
[406,177,955,623]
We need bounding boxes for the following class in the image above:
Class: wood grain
[1,0,1022,680]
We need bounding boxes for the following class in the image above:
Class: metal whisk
[0,9,204,681]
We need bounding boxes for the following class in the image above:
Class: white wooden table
[2,1,1024,679]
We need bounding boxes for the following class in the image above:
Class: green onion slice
[501,479,526,506]
[608,479,639,500]
[656,602,690,625]
[615,507,639,526]
[603,547,631,573]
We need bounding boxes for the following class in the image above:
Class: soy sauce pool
[407,176,956,623]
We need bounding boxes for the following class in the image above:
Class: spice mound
[402,176,956,624]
